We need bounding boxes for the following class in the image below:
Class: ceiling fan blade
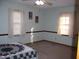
[44,0,53,6]
[46,2,53,6]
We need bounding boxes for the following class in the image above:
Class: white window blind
[12,10,22,35]
[58,13,73,36]
[9,9,25,36]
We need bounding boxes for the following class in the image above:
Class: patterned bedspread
[0,43,38,59]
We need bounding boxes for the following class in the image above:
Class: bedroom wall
[0,0,44,44]
[0,0,75,46]
[42,6,75,46]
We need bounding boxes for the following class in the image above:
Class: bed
[0,42,38,59]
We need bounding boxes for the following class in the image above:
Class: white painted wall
[0,0,75,46]
[0,0,43,44]
[42,6,75,46]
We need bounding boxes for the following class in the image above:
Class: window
[58,13,73,36]
[9,9,25,36]
[12,10,22,35]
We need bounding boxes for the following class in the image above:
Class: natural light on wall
[30,27,34,43]
[58,13,72,36]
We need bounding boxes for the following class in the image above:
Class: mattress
[0,42,38,59]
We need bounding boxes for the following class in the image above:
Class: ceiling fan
[22,0,53,6]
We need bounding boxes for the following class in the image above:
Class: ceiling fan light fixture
[35,0,44,5]
[40,0,44,5]
[35,0,40,5]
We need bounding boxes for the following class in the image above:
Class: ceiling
[7,0,75,8]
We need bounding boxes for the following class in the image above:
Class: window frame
[8,8,26,37]
[57,12,74,36]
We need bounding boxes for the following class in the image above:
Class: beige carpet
[26,40,76,59]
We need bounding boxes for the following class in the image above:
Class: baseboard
[48,40,76,50]
[43,40,75,48]
[25,40,77,49]
[25,40,44,45]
